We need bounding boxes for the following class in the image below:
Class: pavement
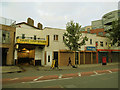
[0,62,119,74]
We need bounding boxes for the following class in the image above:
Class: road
[2,72,118,88]
[2,64,119,89]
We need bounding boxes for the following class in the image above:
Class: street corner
[62,73,78,78]
[36,75,59,81]
[81,71,95,76]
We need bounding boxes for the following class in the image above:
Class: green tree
[106,18,120,46]
[63,21,88,51]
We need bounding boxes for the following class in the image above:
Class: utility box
[102,57,107,65]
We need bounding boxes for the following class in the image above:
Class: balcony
[0,17,16,26]
[16,36,47,45]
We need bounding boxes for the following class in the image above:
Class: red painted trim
[96,52,98,64]
[97,49,120,52]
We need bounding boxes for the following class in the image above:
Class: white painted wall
[35,46,42,60]
[46,51,52,66]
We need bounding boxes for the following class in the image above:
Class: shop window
[90,39,92,44]
[48,55,50,62]
[54,35,58,41]
[22,34,25,39]
[100,41,103,47]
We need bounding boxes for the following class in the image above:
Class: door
[54,52,58,66]
[2,48,8,66]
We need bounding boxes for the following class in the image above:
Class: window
[100,41,103,47]
[22,34,25,39]
[54,35,58,41]
[98,32,103,36]
[34,35,36,40]
[87,28,90,33]
[90,39,92,44]
[63,36,65,41]
[2,30,10,43]
[106,42,107,45]
[48,55,50,62]
[95,41,98,46]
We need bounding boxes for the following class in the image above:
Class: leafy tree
[106,18,120,46]
[63,21,88,51]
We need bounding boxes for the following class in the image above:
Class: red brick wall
[90,28,106,36]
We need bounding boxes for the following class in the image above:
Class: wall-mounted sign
[86,46,96,51]
[16,39,47,45]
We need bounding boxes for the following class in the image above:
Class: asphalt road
[2,72,118,88]
[2,63,119,89]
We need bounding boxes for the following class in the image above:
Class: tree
[106,18,120,46]
[63,21,88,51]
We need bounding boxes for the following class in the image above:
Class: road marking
[93,71,98,74]
[78,73,81,77]
[91,73,106,76]
[10,78,19,80]
[107,70,112,73]
[33,76,43,81]
[59,74,62,79]
[22,77,73,84]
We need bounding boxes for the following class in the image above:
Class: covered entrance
[17,44,35,65]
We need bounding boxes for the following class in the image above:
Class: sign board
[86,46,96,51]
[16,39,47,45]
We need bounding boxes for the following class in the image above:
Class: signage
[16,39,47,45]
[86,46,96,51]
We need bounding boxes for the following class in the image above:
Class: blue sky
[1,0,119,29]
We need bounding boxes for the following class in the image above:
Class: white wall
[46,51,52,66]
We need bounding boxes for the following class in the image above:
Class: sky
[0,0,119,29]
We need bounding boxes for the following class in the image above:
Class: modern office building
[0,17,16,66]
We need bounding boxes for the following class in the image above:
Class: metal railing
[0,17,16,26]
[16,36,45,40]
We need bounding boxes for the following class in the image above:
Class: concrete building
[0,17,16,66]
[102,10,120,32]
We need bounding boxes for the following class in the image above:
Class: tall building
[102,10,120,32]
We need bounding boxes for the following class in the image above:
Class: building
[90,19,106,36]
[80,26,92,33]
[14,18,119,66]
[102,10,120,32]
[0,17,16,66]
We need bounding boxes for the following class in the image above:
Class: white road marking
[91,73,106,76]
[33,76,43,81]
[78,73,81,77]
[93,71,98,74]
[10,78,19,80]
[59,74,62,79]
[106,70,112,73]
[22,77,73,84]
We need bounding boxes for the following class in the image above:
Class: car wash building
[15,18,47,66]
